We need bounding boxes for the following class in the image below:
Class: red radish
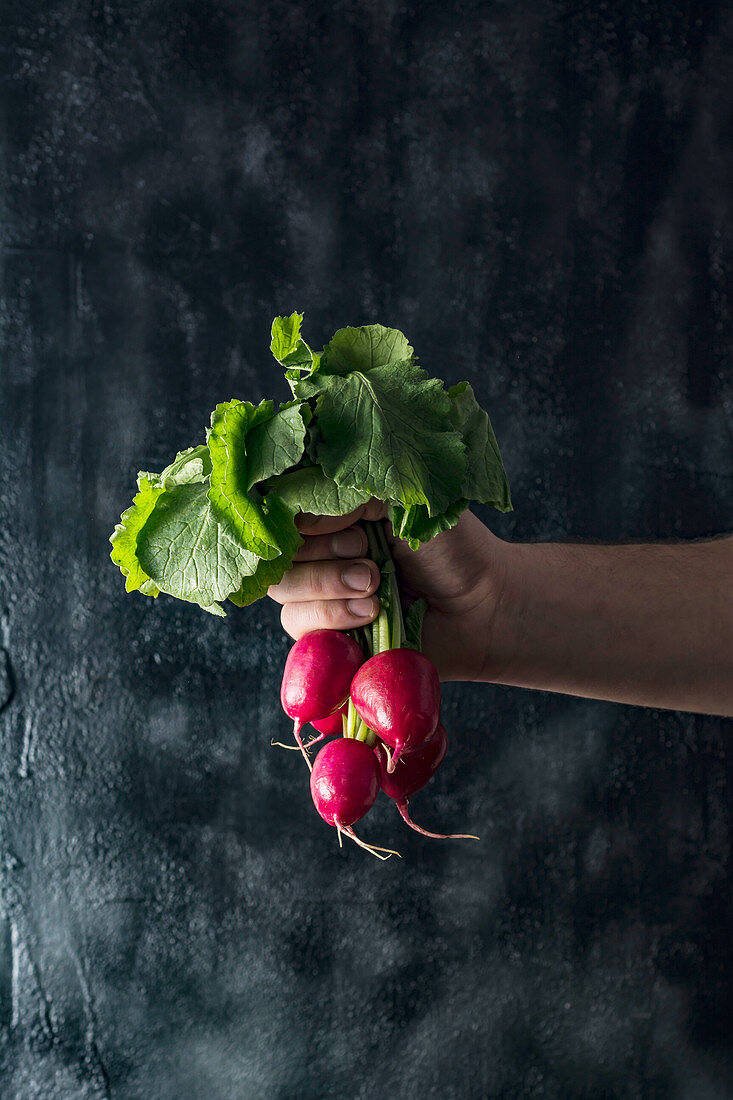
[374,724,478,840]
[377,722,449,802]
[280,630,364,765]
[310,739,399,860]
[310,738,380,827]
[350,648,441,772]
[309,705,347,739]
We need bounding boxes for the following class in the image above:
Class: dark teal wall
[1,2,732,1097]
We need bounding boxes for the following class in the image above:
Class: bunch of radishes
[278,523,477,858]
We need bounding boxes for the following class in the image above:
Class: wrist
[475,535,528,685]
[422,527,517,683]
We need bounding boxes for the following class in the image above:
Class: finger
[295,499,388,536]
[292,524,368,563]
[280,596,380,640]
[268,557,379,604]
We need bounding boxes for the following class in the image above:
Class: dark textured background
[1,1,732,1097]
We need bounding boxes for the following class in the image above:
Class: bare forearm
[483,536,733,715]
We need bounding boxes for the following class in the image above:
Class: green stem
[378,521,406,647]
[353,717,377,747]
[345,697,359,738]
[390,571,403,650]
[374,519,392,561]
[375,606,390,654]
[363,518,407,657]
[365,521,383,565]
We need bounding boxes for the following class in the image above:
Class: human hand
[267,502,508,682]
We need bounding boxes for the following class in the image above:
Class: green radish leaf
[247,400,312,487]
[137,481,254,616]
[265,464,371,516]
[111,447,212,598]
[207,399,308,557]
[228,543,298,608]
[270,312,309,365]
[321,323,414,375]
[137,482,243,614]
[404,598,427,652]
[389,498,468,551]
[447,382,512,511]
[295,358,466,515]
[110,475,165,596]
[228,496,302,607]
[271,312,321,383]
[142,445,211,489]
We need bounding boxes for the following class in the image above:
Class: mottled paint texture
[1,1,732,1097]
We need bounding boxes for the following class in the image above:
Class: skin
[268,502,733,717]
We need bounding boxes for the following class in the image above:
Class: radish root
[293,720,313,773]
[271,730,329,753]
[397,801,478,841]
[385,743,404,774]
[340,825,401,861]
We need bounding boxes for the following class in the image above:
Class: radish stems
[374,519,393,566]
[363,519,406,657]
[375,607,390,654]
[356,624,373,659]
[345,698,358,738]
[352,717,378,749]
[365,521,383,564]
[374,520,405,647]
[390,572,403,650]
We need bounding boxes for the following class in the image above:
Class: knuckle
[351,525,369,556]
[307,563,328,598]
[310,601,331,629]
[291,535,314,562]
[280,605,298,639]
[324,599,350,628]
[305,599,342,633]
[364,499,387,521]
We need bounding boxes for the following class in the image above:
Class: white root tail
[397,801,479,841]
[271,731,327,752]
[340,825,401,861]
[386,744,406,774]
[303,731,328,749]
